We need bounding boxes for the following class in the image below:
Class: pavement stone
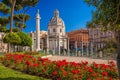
[47,55,116,64]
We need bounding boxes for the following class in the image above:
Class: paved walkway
[47,56,116,64]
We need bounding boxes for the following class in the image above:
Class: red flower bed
[2,54,118,79]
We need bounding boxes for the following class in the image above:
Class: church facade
[30,9,69,54]
[48,10,68,54]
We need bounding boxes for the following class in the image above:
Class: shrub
[3,32,21,45]
[2,54,118,80]
[17,32,32,47]
[0,56,4,62]
[25,51,39,55]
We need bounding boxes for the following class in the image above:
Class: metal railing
[44,49,117,60]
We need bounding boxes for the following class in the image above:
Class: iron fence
[45,49,117,60]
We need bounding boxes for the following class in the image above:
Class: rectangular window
[60,29,62,32]
[53,28,56,32]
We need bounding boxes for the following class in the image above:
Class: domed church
[47,9,69,54]
[29,9,69,55]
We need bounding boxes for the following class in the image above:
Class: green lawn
[0,63,49,80]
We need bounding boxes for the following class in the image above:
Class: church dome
[48,9,65,27]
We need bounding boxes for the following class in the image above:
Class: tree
[0,2,11,14]
[14,0,39,31]
[0,2,10,32]
[3,0,16,33]
[98,38,117,54]
[17,32,32,47]
[12,27,20,32]
[1,0,38,52]
[3,32,21,52]
[84,0,120,78]
[0,17,9,32]
[3,32,21,45]
[3,32,32,52]
[14,14,30,31]
[16,0,39,31]
[2,0,39,32]
[17,31,32,52]
[1,0,17,52]
[103,38,117,49]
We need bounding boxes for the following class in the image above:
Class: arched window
[53,28,56,32]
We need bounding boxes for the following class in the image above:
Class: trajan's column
[36,10,41,51]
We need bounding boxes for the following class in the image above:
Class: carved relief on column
[47,34,49,54]
[67,38,70,56]
[36,10,41,51]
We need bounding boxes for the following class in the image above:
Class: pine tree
[84,0,120,78]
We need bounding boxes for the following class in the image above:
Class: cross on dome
[48,9,65,27]
[54,9,59,17]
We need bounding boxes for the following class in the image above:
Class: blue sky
[0,0,94,33]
